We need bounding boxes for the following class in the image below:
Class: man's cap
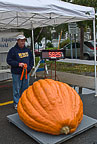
[16,35,26,40]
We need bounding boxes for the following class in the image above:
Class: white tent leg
[31,22,36,78]
[93,18,97,96]
[31,24,35,66]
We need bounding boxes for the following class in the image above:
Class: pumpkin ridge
[32,81,52,110]
[20,99,55,131]
[38,79,57,105]
[26,86,50,117]
[71,88,83,124]
[56,82,71,121]
[18,100,44,131]
[32,85,64,124]
[68,87,83,129]
[39,80,70,123]
[33,80,70,125]
[45,79,63,104]
[55,82,63,104]
[64,83,76,115]
[27,86,59,124]
[50,81,69,123]
[18,99,61,135]
[41,81,64,125]
[59,82,72,117]
[24,89,59,128]
[59,82,78,129]
[44,81,76,128]
[67,87,79,128]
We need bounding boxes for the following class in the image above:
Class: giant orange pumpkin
[17,79,83,135]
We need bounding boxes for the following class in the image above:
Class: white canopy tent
[0,0,95,29]
[0,0,96,94]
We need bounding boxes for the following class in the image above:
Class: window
[72,42,80,49]
[84,42,94,47]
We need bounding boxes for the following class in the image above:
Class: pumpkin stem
[60,126,70,134]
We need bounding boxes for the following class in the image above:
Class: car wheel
[83,54,90,60]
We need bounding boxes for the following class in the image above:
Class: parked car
[61,41,97,60]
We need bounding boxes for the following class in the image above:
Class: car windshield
[84,41,97,47]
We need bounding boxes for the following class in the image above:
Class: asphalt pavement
[0,76,97,144]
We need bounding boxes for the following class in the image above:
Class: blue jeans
[12,73,29,105]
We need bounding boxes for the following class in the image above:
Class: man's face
[17,39,26,48]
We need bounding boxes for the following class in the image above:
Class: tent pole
[93,18,97,96]
[31,22,35,67]
[31,22,36,78]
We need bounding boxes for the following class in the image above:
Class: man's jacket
[7,43,34,74]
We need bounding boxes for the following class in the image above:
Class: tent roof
[0,0,95,29]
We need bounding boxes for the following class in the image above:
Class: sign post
[68,23,78,59]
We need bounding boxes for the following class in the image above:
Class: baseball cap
[16,35,26,40]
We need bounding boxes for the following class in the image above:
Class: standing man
[7,35,34,109]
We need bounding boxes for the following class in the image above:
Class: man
[7,35,34,109]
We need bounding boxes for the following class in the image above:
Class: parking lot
[1,76,97,144]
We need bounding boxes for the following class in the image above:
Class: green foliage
[35,56,95,75]
[60,39,70,48]
[19,29,32,38]
[46,61,95,74]
[46,47,58,50]
[34,28,44,43]
[34,26,52,43]
[62,0,97,8]
[54,24,68,37]
[35,57,40,65]
[46,42,54,48]
[72,0,97,8]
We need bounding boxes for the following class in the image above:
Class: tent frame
[0,0,96,94]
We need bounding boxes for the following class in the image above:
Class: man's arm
[6,48,19,67]
[27,50,34,73]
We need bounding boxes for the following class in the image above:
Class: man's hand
[19,63,25,67]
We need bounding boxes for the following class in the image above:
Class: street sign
[68,23,78,34]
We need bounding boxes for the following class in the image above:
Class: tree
[62,0,97,8]
[72,0,97,59]
[72,0,97,8]
[62,0,97,59]
[62,0,97,31]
